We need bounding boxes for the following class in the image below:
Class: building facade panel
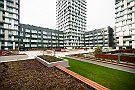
[85,26,114,49]
[115,0,135,49]
[56,0,87,49]
[19,24,64,50]
[0,0,20,50]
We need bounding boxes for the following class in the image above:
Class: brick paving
[56,65,109,90]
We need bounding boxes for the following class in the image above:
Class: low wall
[36,57,52,67]
[36,57,69,68]
[0,50,19,56]
[95,54,118,60]
[95,54,135,63]
[0,54,28,61]
[120,56,135,63]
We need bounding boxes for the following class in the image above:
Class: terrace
[67,49,135,69]
[0,60,93,90]
[0,48,135,90]
[64,57,135,90]
[0,49,109,90]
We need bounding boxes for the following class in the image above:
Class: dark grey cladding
[115,0,122,3]
[19,23,64,50]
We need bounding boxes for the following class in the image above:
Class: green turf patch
[64,57,135,90]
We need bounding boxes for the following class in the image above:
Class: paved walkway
[66,56,135,74]
[1,50,90,62]
[19,51,43,59]
[19,50,90,59]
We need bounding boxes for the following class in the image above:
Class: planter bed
[0,60,94,90]
[38,55,62,62]
[73,56,78,58]
[85,58,90,60]
[0,50,19,56]
[95,54,135,64]
[87,58,95,60]
[0,54,28,62]
[79,57,85,59]
[36,55,69,67]
[84,57,95,60]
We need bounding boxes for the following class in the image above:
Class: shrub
[38,55,62,62]
[94,46,102,54]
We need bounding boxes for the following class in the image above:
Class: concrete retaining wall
[0,55,28,61]
[36,57,69,68]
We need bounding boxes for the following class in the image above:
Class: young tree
[94,46,102,54]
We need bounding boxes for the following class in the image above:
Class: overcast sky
[20,0,115,31]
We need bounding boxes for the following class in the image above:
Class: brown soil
[0,60,94,90]
[38,55,63,62]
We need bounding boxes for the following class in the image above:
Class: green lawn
[64,57,135,90]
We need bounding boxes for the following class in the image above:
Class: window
[7,7,13,12]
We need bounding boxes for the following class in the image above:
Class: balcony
[52,41,56,43]
[52,37,56,39]
[25,35,30,37]
[115,1,123,8]
[59,38,63,40]
[127,0,133,2]
[43,41,48,43]
[85,38,89,40]
[59,41,64,43]
[0,7,4,11]
[8,44,13,47]
[104,44,109,46]
[31,40,37,42]
[31,44,37,47]
[7,3,14,7]
[127,9,135,14]
[123,38,132,41]
[59,34,63,37]
[23,39,30,42]
[25,44,30,47]
[43,32,47,35]
[98,36,103,39]
[38,44,42,47]
[26,29,30,32]
[31,30,37,33]
[98,40,103,43]
[0,0,4,4]
[123,43,132,46]
[31,35,37,38]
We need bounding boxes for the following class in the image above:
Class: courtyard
[0,49,135,90]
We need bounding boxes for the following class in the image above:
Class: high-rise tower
[115,0,135,49]
[0,0,20,50]
[56,0,87,49]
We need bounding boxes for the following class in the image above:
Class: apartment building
[0,0,20,50]
[115,0,135,49]
[85,26,114,49]
[56,0,87,49]
[19,24,64,50]
[20,24,114,50]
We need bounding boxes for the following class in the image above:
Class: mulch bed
[0,60,94,90]
[38,55,63,62]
